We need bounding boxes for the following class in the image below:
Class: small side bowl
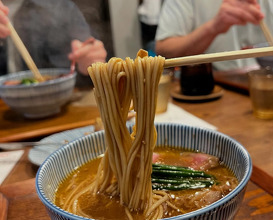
[0,69,76,119]
[36,123,252,220]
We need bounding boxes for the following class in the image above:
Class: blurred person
[155,0,273,71]
[138,0,163,56]
[0,0,107,87]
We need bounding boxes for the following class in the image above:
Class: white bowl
[0,68,76,119]
[36,123,252,220]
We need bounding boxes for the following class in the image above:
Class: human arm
[0,1,9,38]
[156,0,264,58]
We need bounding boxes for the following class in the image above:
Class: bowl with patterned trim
[0,68,76,119]
[36,123,252,220]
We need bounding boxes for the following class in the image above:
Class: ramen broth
[3,74,66,86]
[55,148,238,219]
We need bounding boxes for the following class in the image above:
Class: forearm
[155,20,218,58]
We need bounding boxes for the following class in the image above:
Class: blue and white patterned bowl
[36,123,252,220]
[0,68,76,119]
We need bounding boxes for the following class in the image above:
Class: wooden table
[0,90,100,142]
[1,83,273,219]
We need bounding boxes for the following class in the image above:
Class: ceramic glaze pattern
[36,123,252,220]
[0,68,76,118]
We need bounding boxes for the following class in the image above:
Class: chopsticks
[259,20,273,46]
[6,21,44,82]
[164,46,273,68]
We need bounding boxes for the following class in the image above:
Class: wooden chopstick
[164,46,273,68]
[259,20,273,46]
[6,21,44,82]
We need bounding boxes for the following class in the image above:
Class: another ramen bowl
[0,68,76,119]
[36,123,252,220]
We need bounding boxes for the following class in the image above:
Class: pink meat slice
[153,152,219,171]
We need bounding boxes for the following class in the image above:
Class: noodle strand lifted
[63,50,167,219]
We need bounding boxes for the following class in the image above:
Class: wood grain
[0,96,100,142]
[0,193,8,220]
[213,70,249,94]
[251,165,273,196]
[0,179,49,220]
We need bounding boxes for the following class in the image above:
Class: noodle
[63,50,170,219]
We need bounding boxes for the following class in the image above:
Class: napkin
[0,150,24,185]
[154,103,217,130]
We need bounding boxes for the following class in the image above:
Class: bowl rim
[248,68,273,79]
[0,68,76,89]
[36,123,252,220]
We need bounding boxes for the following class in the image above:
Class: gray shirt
[0,0,92,86]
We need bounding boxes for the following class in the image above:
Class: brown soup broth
[55,148,238,219]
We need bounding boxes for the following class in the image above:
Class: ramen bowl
[36,123,252,220]
[0,68,76,119]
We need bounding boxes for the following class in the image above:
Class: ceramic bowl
[0,69,76,119]
[254,43,273,68]
[36,123,252,220]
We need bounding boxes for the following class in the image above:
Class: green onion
[151,163,216,191]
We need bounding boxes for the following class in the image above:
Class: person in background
[0,0,107,87]
[138,0,163,56]
[155,0,273,71]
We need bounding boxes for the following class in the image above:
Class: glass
[156,70,172,114]
[180,63,214,96]
[248,68,273,119]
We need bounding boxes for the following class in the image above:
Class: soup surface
[3,74,65,86]
[55,147,238,219]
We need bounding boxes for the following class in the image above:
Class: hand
[0,1,10,38]
[68,37,107,75]
[211,0,264,34]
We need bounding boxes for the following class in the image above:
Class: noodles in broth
[56,50,238,219]
[62,50,169,219]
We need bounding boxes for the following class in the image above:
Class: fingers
[0,3,10,38]
[0,2,9,15]
[213,0,264,34]
[230,1,264,24]
[68,38,107,74]
[70,39,82,52]
[68,39,106,62]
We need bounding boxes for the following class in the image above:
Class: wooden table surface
[1,82,273,219]
[0,90,100,142]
